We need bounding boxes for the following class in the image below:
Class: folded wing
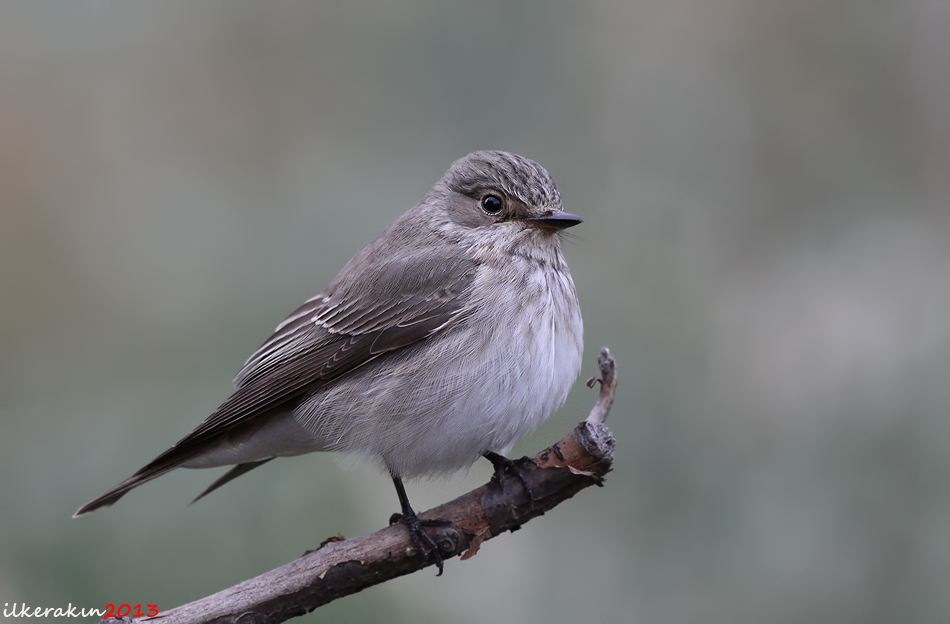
[74,249,478,516]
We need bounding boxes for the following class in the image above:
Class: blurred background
[2,1,948,622]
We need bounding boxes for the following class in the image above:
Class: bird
[74,150,584,573]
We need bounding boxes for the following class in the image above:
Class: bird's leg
[388,474,447,575]
[483,451,537,499]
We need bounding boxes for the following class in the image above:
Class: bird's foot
[483,451,538,500]
[389,510,451,575]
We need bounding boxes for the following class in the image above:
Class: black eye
[481,194,504,214]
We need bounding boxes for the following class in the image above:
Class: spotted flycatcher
[75,151,584,572]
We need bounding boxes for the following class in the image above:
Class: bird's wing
[197,250,479,438]
[236,253,479,387]
[74,249,479,515]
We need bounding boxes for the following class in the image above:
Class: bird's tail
[72,439,205,517]
[73,463,179,517]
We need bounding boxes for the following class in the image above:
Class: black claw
[390,474,449,575]
[398,509,445,575]
[483,451,537,499]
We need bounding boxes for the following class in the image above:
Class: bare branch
[111,349,618,624]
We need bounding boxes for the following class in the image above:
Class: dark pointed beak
[521,212,583,230]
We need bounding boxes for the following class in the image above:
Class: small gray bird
[75,151,583,572]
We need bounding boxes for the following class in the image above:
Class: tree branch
[116,348,617,624]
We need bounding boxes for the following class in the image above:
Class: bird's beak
[521,211,583,230]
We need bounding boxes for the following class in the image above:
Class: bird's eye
[481,194,504,214]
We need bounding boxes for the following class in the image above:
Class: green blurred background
[2,1,948,622]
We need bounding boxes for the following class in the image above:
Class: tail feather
[74,451,279,517]
[190,458,275,505]
[73,439,212,517]
[73,464,179,517]
[74,393,294,517]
